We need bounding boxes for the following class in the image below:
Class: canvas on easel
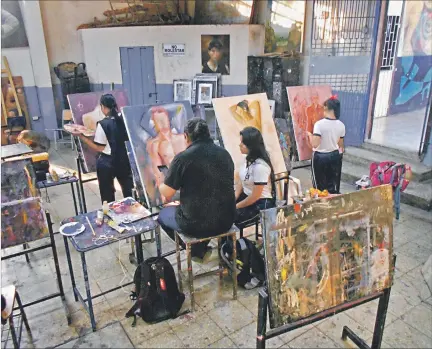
[1,158,37,203]
[261,185,394,328]
[67,90,129,173]
[122,101,194,207]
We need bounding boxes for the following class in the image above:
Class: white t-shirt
[93,123,111,155]
[239,159,273,199]
[313,118,345,153]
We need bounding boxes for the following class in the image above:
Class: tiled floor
[2,145,432,348]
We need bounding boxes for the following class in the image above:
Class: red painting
[286,85,332,161]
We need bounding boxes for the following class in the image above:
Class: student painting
[72,94,133,203]
[202,38,230,75]
[235,127,276,225]
[308,96,345,194]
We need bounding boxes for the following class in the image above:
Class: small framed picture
[197,83,213,105]
[173,80,193,103]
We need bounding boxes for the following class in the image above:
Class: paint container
[46,173,52,182]
[96,210,103,226]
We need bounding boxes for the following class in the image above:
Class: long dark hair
[323,97,341,119]
[240,127,276,198]
[100,94,120,119]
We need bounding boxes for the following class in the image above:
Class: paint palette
[107,197,151,224]
[60,222,85,237]
[63,123,95,137]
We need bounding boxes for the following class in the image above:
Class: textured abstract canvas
[67,91,129,172]
[1,197,49,249]
[122,102,194,207]
[274,118,292,172]
[1,158,37,203]
[261,185,394,328]
[286,85,332,161]
[212,93,286,175]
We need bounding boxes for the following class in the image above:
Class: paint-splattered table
[61,209,161,331]
[1,143,33,160]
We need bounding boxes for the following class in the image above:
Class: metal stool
[174,225,239,311]
[1,286,32,349]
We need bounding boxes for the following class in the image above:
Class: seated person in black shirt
[158,118,236,261]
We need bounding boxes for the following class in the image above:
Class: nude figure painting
[213,93,286,175]
[286,85,332,161]
[122,102,194,207]
[67,91,129,173]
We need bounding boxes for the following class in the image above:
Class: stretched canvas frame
[122,101,194,207]
[261,185,394,328]
[67,90,129,173]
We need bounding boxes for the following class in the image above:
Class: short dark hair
[184,118,211,142]
[208,38,223,51]
[323,97,341,119]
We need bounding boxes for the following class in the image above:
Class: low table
[61,210,161,331]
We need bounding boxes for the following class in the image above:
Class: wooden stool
[174,226,239,311]
[1,285,32,349]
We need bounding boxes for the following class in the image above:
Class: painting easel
[256,265,395,349]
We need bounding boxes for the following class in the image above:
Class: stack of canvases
[1,159,49,250]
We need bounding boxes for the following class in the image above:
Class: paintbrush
[86,216,96,236]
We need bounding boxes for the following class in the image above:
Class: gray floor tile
[208,336,237,348]
[287,326,341,348]
[230,322,284,348]
[401,303,432,338]
[207,300,255,335]
[381,319,432,348]
[137,329,184,348]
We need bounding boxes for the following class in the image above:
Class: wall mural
[122,102,194,207]
[67,91,129,173]
[1,158,37,203]
[286,85,332,161]
[1,0,28,48]
[213,93,287,175]
[261,185,394,328]
[201,35,230,75]
[1,197,49,249]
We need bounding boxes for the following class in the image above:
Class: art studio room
[1,0,432,348]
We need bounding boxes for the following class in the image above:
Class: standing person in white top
[72,94,133,203]
[308,96,345,194]
[235,127,276,225]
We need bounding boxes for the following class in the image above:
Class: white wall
[1,48,35,85]
[80,25,264,85]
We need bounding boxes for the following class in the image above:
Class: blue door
[309,0,381,146]
[120,47,157,105]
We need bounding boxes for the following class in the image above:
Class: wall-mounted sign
[162,44,185,56]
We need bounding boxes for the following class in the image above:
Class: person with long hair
[236,127,276,224]
[308,96,345,194]
[72,94,133,203]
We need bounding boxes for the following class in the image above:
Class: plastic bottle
[102,201,109,215]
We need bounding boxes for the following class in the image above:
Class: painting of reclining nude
[212,93,286,175]
[67,91,129,173]
[286,85,332,161]
[1,197,49,249]
[1,158,37,203]
[122,102,194,207]
[261,185,394,328]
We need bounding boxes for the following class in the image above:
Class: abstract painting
[67,90,129,172]
[261,185,394,328]
[1,197,49,249]
[274,118,292,172]
[122,102,194,207]
[286,85,332,161]
[212,93,286,174]
[201,35,230,75]
[1,158,37,203]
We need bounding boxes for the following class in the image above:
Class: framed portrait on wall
[197,83,213,105]
[173,80,193,104]
[201,35,230,75]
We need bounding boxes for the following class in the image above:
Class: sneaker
[191,247,213,264]
[355,175,370,188]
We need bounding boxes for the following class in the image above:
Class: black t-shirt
[164,139,236,236]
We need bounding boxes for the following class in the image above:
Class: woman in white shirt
[235,127,276,224]
[72,94,133,203]
[308,96,345,194]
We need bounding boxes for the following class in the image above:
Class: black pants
[312,150,342,194]
[235,192,275,225]
[96,153,133,203]
[157,206,210,259]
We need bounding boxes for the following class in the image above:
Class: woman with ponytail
[73,93,133,203]
[308,95,345,194]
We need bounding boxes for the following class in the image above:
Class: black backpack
[220,237,266,289]
[126,257,185,326]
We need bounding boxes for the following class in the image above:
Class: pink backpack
[369,162,411,192]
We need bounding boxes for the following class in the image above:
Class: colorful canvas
[107,197,151,224]
[67,91,129,172]
[122,102,194,207]
[1,158,37,203]
[274,118,292,172]
[1,197,49,249]
[286,85,332,161]
[212,93,286,175]
[261,185,394,328]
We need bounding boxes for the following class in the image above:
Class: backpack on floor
[369,161,411,192]
[126,257,185,326]
[220,237,265,289]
